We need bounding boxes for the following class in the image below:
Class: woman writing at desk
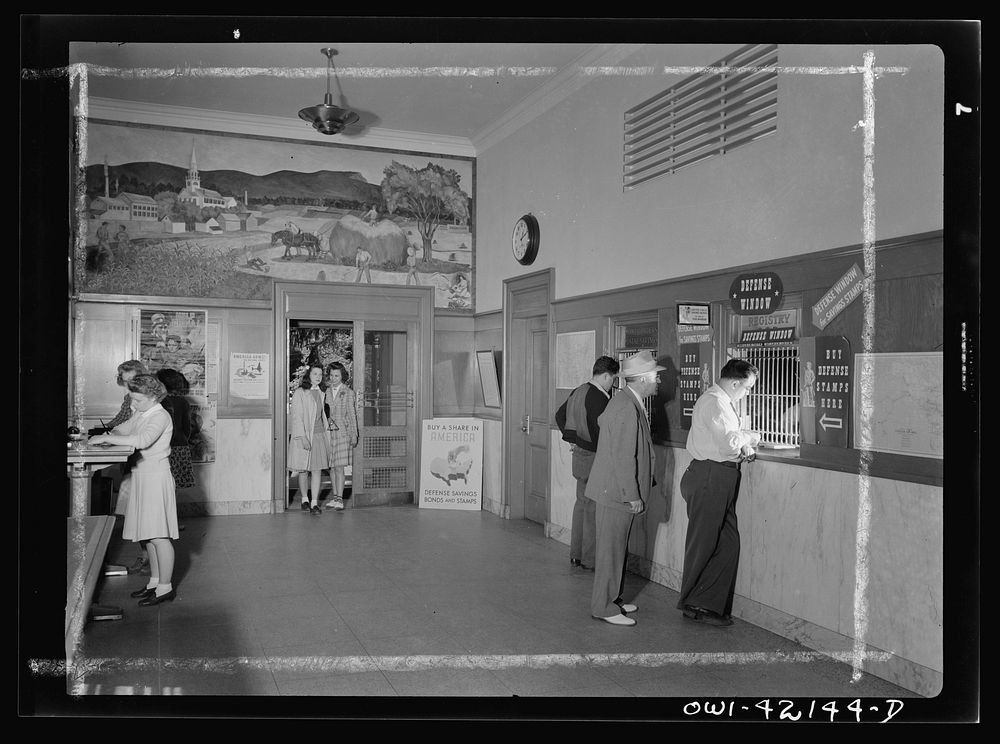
[90,374,180,606]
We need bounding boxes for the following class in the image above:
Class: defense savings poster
[419,419,484,510]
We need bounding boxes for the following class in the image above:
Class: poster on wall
[798,336,852,449]
[555,331,596,389]
[853,352,942,458]
[677,324,714,431]
[418,418,484,510]
[230,352,269,400]
[75,121,475,311]
[189,397,217,463]
[138,308,208,395]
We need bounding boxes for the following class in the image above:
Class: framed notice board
[476,349,502,409]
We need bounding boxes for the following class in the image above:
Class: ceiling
[70,42,602,144]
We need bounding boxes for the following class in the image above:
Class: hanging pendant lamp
[298,47,360,135]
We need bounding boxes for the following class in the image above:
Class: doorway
[272,282,434,513]
[285,320,354,509]
[503,269,553,525]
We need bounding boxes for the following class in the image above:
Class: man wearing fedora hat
[585,350,663,626]
[677,358,761,627]
[555,355,620,571]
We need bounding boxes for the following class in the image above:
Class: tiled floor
[69,506,917,703]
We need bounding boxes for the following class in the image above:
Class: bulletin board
[219,310,273,418]
[476,350,502,409]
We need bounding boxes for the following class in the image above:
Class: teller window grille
[612,314,659,425]
[725,299,801,446]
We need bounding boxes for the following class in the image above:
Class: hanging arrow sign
[812,263,865,330]
[729,272,784,315]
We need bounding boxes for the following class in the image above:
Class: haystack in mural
[328,214,408,266]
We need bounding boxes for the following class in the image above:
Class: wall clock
[511,213,540,266]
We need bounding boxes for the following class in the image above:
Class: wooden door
[521,315,549,523]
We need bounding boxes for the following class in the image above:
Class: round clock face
[512,214,539,265]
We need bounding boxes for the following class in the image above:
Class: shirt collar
[588,381,611,399]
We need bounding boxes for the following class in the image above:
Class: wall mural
[75,121,476,311]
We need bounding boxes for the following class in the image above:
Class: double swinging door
[273,282,433,512]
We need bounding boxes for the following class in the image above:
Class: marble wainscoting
[479,418,507,518]
[624,448,943,697]
[176,418,273,517]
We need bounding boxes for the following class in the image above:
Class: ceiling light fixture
[298,47,360,135]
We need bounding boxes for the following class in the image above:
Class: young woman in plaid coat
[324,361,359,510]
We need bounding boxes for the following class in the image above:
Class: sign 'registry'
[729,272,783,315]
[739,309,799,345]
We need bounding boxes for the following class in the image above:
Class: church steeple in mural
[185,141,201,192]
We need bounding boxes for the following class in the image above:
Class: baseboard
[176,500,274,517]
[630,555,941,698]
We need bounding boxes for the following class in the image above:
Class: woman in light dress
[287,365,331,515]
[90,374,179,606]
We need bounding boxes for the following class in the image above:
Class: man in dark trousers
[677,358,761,627]
[585,351,662,626]
[555,355,620,570]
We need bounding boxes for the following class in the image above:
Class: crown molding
[471,44,645,154]
[83,97,476,158]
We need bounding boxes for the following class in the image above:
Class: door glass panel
[363,330,407,427]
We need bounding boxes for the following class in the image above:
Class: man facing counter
[677,358,761,627]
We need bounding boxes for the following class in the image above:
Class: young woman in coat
[287,365,331,515]
[324,361,359,510]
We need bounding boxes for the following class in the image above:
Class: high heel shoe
[130,587,156,599]
[138,588,176,606]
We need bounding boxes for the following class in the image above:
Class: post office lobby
[26,40,972,707]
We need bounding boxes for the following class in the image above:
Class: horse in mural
[273,222,323,259]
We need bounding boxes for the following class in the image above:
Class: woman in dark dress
[156,368,197,490]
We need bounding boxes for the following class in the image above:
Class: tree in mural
[381,161,471,262]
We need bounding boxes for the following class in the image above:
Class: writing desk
[65,442,135,653]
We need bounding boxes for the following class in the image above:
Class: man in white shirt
[677,358,761,627]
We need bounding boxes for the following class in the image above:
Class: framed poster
[75,120,475,311]
[476,350,502,409]
[418,418,484,510]
[677,302,711,326]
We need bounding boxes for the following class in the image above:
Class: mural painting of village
[75,123,475,310]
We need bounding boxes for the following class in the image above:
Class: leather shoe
[682,605,733,627]
[596,613,636,626]
[310,505,322,515]
[138,588,176,607]
[300,500,310,511]
[570,558,582,567]
[618,602,638,613]
[130,587,155,599]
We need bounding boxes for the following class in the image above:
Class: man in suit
[586,351,663,626]
[677,358,761,627]
[555,355,620,571]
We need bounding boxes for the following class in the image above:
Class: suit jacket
[584,388,654,511]
[287,387,329,471]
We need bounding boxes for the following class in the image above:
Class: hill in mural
[85,162,383,206]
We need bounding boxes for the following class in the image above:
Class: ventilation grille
[728,344,800,447]
[362,466,408,490]
[364,435,408,459]
[624,43,778,190]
